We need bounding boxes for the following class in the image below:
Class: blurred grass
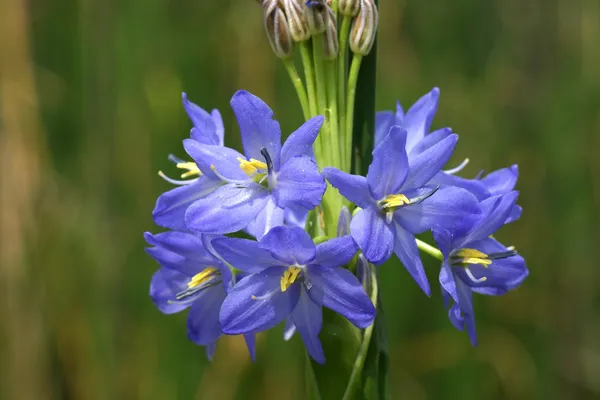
[0,0,599,399]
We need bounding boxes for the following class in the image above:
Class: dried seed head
[283,0,310,42]
[263,0,294,58]
[350,0,378,55]
[322,9,339,60]
[339,0,360,17]
[305,0,331,35]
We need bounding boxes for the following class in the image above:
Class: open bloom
[184,90,326,239]
[324,125,481,295]
[433,191,528,345]
[152,94,226,230]
[145,230,255,360]
[212,226,375,364]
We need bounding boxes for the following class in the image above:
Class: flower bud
[322,9,338,60]
[339,0,360,17]
[283,0,310,42]
[263,0,294,58]
[305,0,330,35]
[350,0,378,55]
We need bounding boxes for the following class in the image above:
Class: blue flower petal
[337,206,352,237]
[231,90,282,170]
[211,109,225,146]
[404,133,458,189]
[480,165,518,196]
[145,231,214,265]
[150,268,190,314]
[243,334,257,361]
[351,208,395,265]
[454,277,477,345]
[306,265,375,329]
[394,186,481,234]
[408,127,451,157]
[292,289,325,364]
[403,87,440,152]
[182,93,221,146]
[258,226,316,265]
[366,125,409,199]
[152,177,222,231]
[280,116,324,165]
[314,236,358,269]
[374,111,394,147]
[220,267,300,334]
[430,171,490,201]
[205,342,217,361]
[393,225,430,295]
[439,261,457,306]
[211,237,283,273]
[465,191,519,243]
[283,318,296,341]
[183,139,248,181]
[506,204,522,224]
[273,157,326,210]
[323,168,373,209]
[284,206,308,229]
[246,198,285,240]
[145,246,198,276]
[187,286,227,346]
[185,184,269,234]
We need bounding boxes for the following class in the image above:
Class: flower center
[237,158,268,176]
[175,267,220,300]
[377,186,440,223]
[449,248,518,283]
[280,266,302,292]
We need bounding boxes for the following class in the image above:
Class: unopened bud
[283,0,310,42]
[305,0,330,34]
[339,0,360,17]
[350,0,378,55]
[263,0,294,58]
[322,10,338,60]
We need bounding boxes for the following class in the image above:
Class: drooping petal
[220,267,300,334]
[245,198,285,240]
[429,171,490,201]
[280,116,324,165]
[454,277,477,345]
[183,139,248,182]
[231,90,282,170]
[374,111,394,147]
[403,87,440,152]
[351,208,395,265]
[273,157,326,210]
[408,127,451,157]
[394,186,481,234]
[393,225,430,295]
[211,109,225,146]
[314,236,359,269]
[306,265,376,329]
[258,226,316,265]
[404,133,458,189]
[292,289,325,364]
[144,231,215,265]
[187,286,227,346]
[366,125,409,199]
[182,93,221,146]
[465,191,519,243]
[243,334,257,361]
[323,168,373,209]
[506,205,522,224]
[211,237,283,273]
[150,268,191,314]
[480,165,518,196]
[152,177,222,231]
[283,318,296,341]
[432,227,456,259]
[145,246,198,277]
[205,343,217,361]
[439,261,457,306]
[185,184,269,234]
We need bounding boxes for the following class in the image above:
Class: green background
[1,0,599,399]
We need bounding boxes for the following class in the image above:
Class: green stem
[300,41,318,117]
[313,35,329,165]
[338,16,352,172]
[325,61,341,170]
[416,238,444,261]
[283,58,310,120]
[345,54,363,171]
[341,262,378,400]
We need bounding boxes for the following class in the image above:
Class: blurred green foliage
[1,0,599,399]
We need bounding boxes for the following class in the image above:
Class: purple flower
[433,191,528,345]
[184,90,326,239]
[152,93,226,231]
[212,226,374,364]
[324,125,481,295]
[145,230,255,360]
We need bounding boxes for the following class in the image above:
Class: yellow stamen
[176,161,202,178]
[380,194,411,208]
[188,267,218,289]
[461,258,492,266]
[280,267,302,292]
[452,248,492,267]
[237,157,268,176]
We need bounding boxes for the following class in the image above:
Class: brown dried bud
[283,0,310,42]
[263,0,294,58]
[339,0,360,17]
[350,0,378,55]
[322,10,339,60]
[305,0,331,35]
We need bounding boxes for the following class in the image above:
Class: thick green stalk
[416,239,444,261]
[338,15,352,172]
[345,54,363,170]
[283,58,310,120]
[326,61,341,170]
[300,41,318,117]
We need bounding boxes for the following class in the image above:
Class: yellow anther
[188,267,218,289]
[454,248,488,259]
[381,194,412,208]
[237,157,268,176]
[280,267,302,292]
[176,161,202,178]
[461,258,492,266]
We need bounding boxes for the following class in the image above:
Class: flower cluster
[145,0,528,363]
